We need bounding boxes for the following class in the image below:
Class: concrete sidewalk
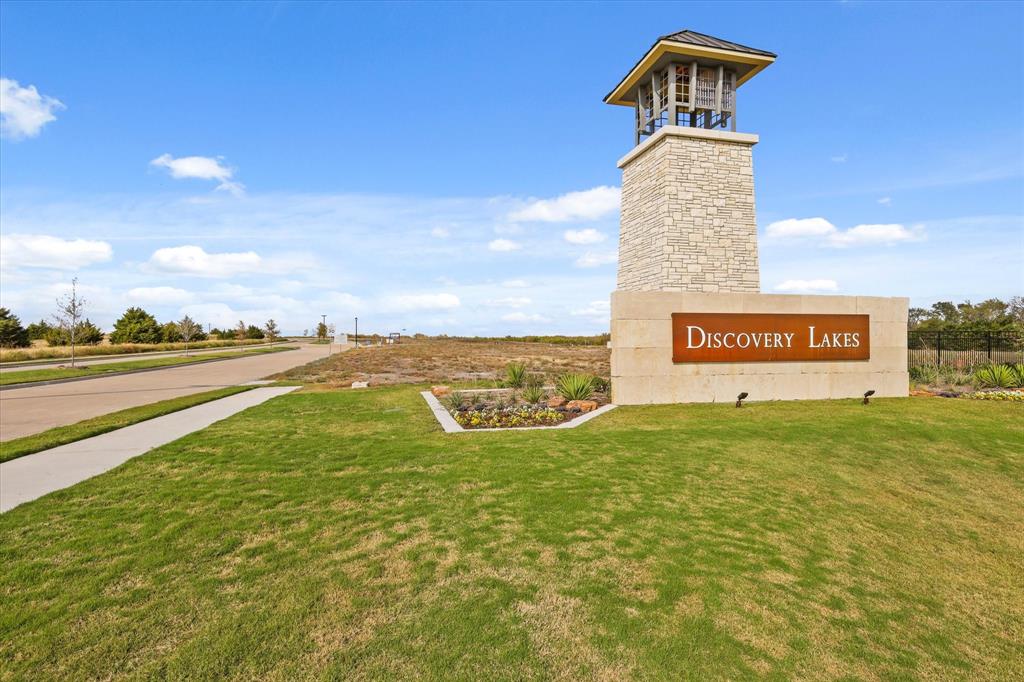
[0,386,299,513]
[1,343,330,440]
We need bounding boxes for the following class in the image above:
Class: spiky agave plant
[504,362,527,388]
[556,372,595,401]
[974,363,1015,389]
[1011,363,1024,389]
[522,384,546,404]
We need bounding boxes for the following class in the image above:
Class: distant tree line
[0,302,283,348]
[909,297,1023,332]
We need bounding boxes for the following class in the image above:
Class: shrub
[160,321,183,343]
[0,308,30,348]
[1011,364,1024,389]
[974,364,1015,389]
[938,365,975,387]
[556,373,595,401]
[442,393,463,411]
[109,307,162,344]
[522,384,546,404]
[45,319,104,346]
[592,377,611,393]
[909,365,938,385]
[504,362,527,388]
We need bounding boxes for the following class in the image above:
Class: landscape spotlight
[863,389,875,405]
[736,392,748,408]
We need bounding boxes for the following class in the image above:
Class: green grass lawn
[0,386,256,463]
[1,388,1021,680]
[0,346,295,386]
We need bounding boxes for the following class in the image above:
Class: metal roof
[604,29,776,105]
[659,29,776,58]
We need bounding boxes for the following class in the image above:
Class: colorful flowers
[963,390,1024,402]
[451,405,567,429]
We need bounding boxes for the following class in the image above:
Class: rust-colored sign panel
[671,313,870,363]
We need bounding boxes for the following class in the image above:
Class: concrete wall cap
[618,126,760,168]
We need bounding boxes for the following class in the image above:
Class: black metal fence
[908,331,1024,368]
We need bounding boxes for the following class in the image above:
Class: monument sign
[671,313,870,363]
[605,30,909,404]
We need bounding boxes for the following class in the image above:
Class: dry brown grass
[274,338,610,387]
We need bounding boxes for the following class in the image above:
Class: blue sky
[1,0,1022,335]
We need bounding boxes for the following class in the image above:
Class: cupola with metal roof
[605,30,776,144]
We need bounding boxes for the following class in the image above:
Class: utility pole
[355,317,359,348]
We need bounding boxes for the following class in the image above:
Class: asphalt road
[0,343,333,441]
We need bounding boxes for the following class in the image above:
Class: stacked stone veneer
[617,126,760,293]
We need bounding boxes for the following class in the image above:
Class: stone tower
[604,30,775,293]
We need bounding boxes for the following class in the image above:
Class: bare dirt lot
[274,339,610,387]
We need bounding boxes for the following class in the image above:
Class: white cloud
[502,279,529,288]
[178,302,245,329]
[774,279,839,293]
[147,245,262,277]
[127,286,194,305]
[563,228,607,245]
[382,293,461,312]
[877,197,892,206]
[484,296,531,308]
[150,154,244,196]
[765,217,924,247]
[575,251,617,268]
[571,300,610,316]
[501,311,549,323]
[765,217,837,239]
[829,223,923,247]
[0,233,112,269]
[488,238,521,252]
[0,78,64,139]
[509,186,620,223]
[831,154,848,163]
[431,226,450,238]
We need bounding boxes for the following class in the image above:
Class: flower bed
[452,405,568,429]
[963,390,1024,402]
[437,369,611,430]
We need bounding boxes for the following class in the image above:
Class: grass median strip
[0,385,257,462]
[1,387,1020,679]
[0,346,295,387]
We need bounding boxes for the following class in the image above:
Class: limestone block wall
[617,126,761,293]
[610,291,909,405]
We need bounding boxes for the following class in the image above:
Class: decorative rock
[431,385,451,397]
[566,400,599,413]
[351,381,369,389]
[547,395,566,408]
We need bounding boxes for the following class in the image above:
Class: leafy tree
[264,319,280,342]
[46,319,104,346]
[909,298,1023,332]
[245,325,265,340]
[53,278,88,366]
[1009,296,1024,325]
[176,315,201,356]
[0,308,30,348]
[160,321,183,343]
[26,319,52,341]
[316,321,328,341]
[109,307,162,344]
[214,327,235,341]
[235,320,247,341]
